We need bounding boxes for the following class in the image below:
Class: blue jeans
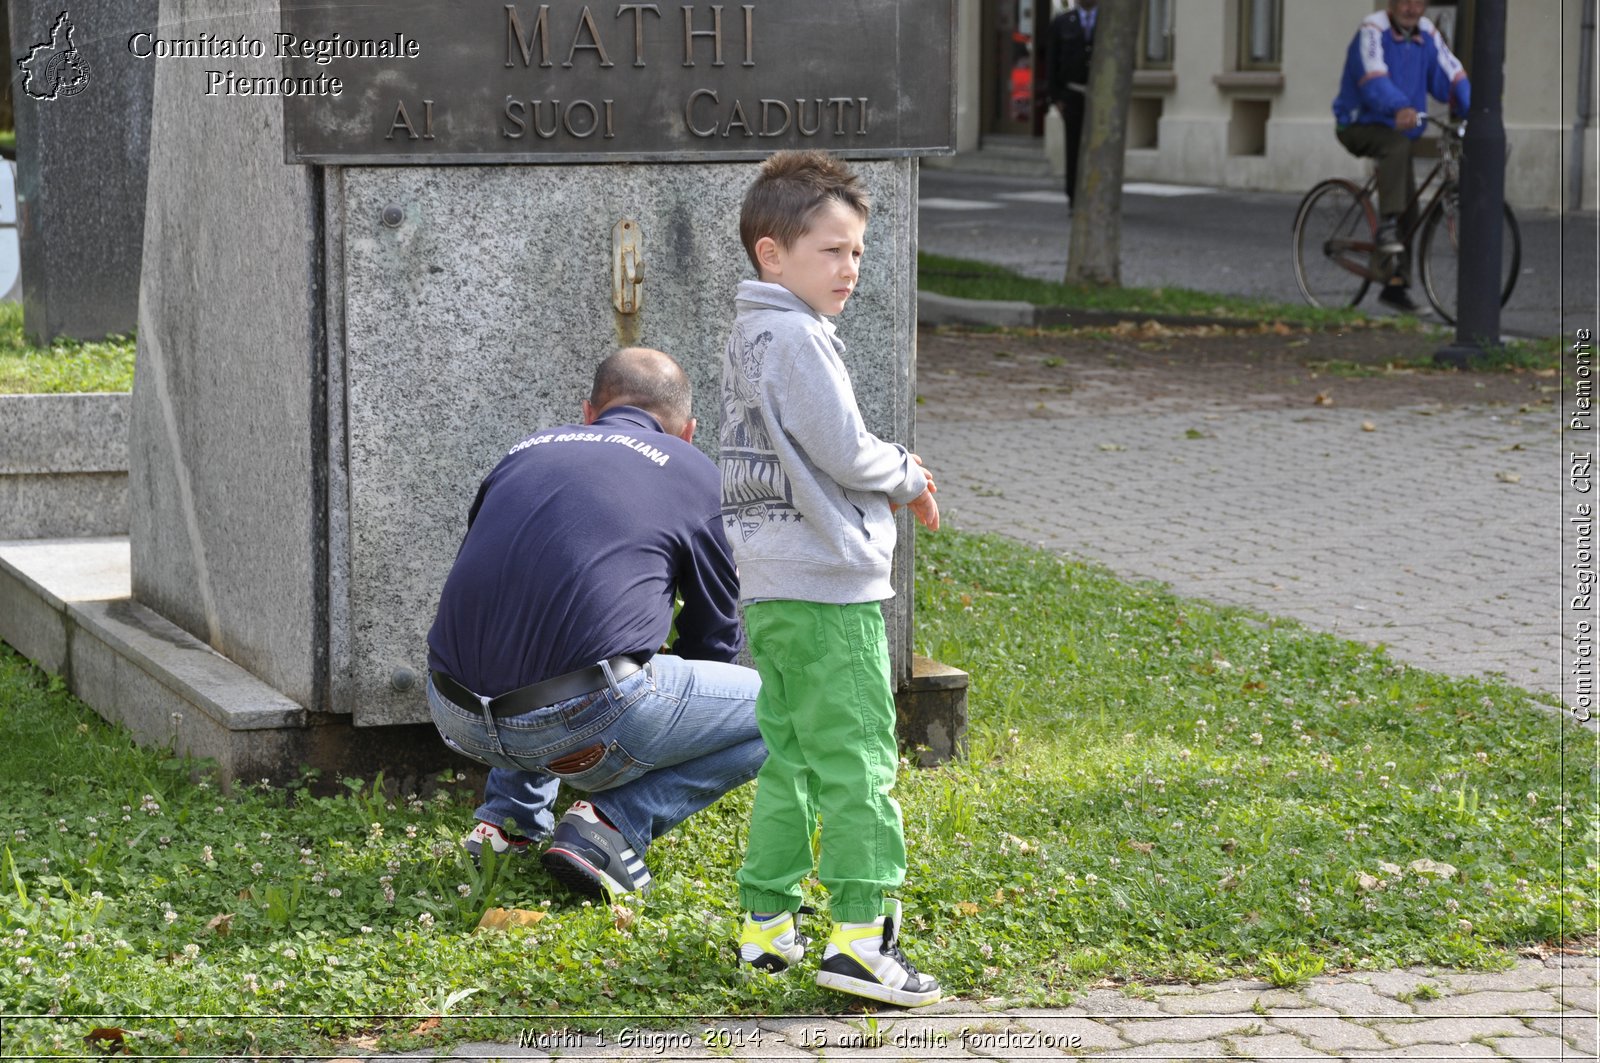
[427,655,764,857]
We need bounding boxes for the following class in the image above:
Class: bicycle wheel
[1418,194,1522,325]
[1292,178,1376,309]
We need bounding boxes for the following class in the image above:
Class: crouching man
[426,347,765,898]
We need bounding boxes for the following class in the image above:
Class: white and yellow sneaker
[737,907,812,974]
[815,899,941,1007]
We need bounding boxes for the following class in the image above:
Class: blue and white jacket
[1332,12,1470,139]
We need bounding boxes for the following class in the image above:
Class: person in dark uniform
[1045,0,1097,210]
[426,347,765,899]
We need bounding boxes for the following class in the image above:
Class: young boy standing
[719,150,942,1007]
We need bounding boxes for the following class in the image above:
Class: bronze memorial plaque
[276,0,955,164]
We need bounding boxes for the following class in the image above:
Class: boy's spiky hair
[739,150,870,273]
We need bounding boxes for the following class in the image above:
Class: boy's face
[755,200,866,317]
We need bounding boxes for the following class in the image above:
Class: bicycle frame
[1326,125,1461,283]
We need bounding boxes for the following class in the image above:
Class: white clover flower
[1250,733,1264,746]
[183,943,200,960]
[163,910,178,925]
[417,912,435,928]
[1457,919,1473,933]
[1084,873,1098,886]
[327,888,342,898]
[250,862,264,876]
[457,884,472,897]
[16,956,35,974]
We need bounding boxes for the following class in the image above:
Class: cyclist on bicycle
[1332,0,1470,313]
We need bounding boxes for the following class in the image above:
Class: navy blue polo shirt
[427,406,742,698]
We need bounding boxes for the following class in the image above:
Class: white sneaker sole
[815,969,942,1008]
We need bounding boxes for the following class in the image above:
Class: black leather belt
[431,655,647,719]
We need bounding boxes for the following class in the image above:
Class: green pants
[736,599,906,924]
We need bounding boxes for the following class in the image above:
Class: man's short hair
[590,348,693,431]
[739,150,871,273]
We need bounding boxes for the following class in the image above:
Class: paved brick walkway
[923,401,1560,703]
[421,957,1595,1060]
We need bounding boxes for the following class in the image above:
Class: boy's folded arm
[777,348,927,502]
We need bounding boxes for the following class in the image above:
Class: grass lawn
[0,303,136,394]
[917,253,1563,372]
[918,252,1379,329]
[0,530,1593,1057]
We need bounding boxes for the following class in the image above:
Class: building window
[1139,0,1174,70]
[1237,0,1281,70]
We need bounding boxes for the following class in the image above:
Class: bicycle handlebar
[1416,114,1467,138]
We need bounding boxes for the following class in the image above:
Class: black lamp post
[1435,0,1507,367]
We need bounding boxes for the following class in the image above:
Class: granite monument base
[0,538,472,788]
[895,655,970,767]
[0,394,128,538]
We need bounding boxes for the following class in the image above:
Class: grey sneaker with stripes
[540,800,652,898]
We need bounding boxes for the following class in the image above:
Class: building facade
[947,0,1597,212]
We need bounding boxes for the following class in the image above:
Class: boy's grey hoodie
[719,280,928,604]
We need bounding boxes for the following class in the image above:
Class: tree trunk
[1065,0,1140,286]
